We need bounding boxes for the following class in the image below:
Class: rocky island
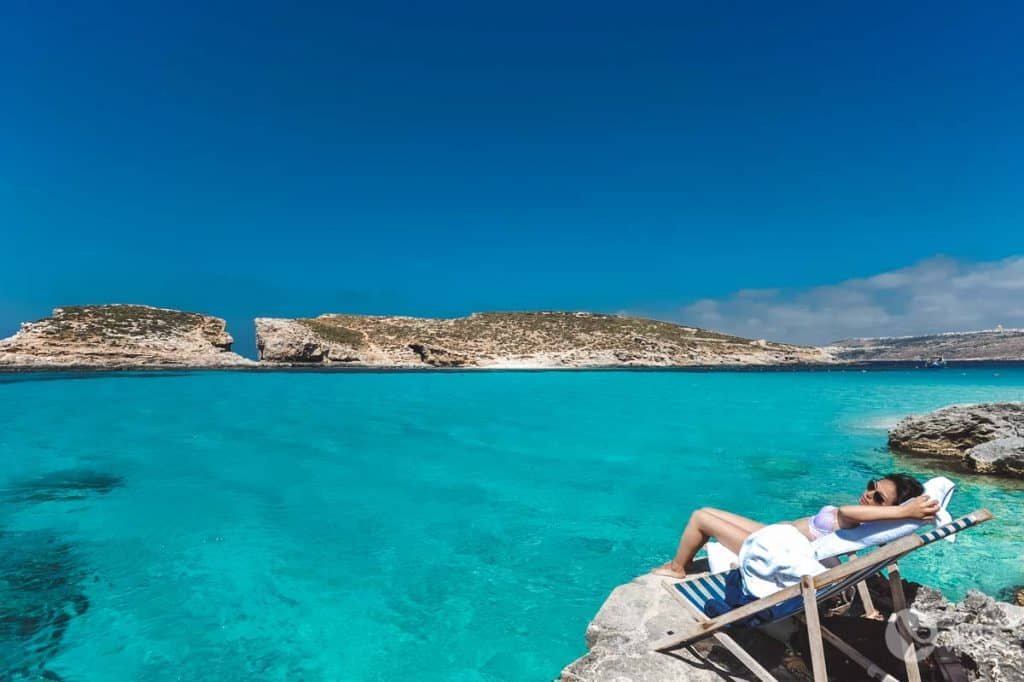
[255,312,828,368]
[0,305,255,369]
[827,329,1024,361]
[889,403,1024,478]
[7,306,1024,371]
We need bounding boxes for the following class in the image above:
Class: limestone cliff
[255,312,829,368]
[0,305,255,369]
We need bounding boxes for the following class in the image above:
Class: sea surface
[1,368,1022,680]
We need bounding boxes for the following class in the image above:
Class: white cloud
[666,255,1024,345]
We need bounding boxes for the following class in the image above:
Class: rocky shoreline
[827,329,1024,362]
[561,572,1024,681]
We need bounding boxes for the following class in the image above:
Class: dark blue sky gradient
[2,2,1022,355]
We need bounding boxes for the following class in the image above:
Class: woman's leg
[652,508,755,578]
[701,507,765,535]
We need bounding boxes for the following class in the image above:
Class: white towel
[738,523,827,598]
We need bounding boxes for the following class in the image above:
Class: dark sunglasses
[866,479,886,504]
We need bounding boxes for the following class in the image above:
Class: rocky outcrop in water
[826,329,1024,361]
[255,312,828,368]
[560,573,1024,681]
[889,403,1024,478]
[0,305,255,369]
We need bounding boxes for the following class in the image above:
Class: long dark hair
[883,473,924,504]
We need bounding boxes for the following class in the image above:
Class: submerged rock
[0,530,90,680]
[0,305,256,369]
[888,403,1024,478]
[255,312,829,368]
[9,469,123,503]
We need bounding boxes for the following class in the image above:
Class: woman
[652,473,939,579]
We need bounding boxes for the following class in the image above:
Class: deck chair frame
[652,509,992,682]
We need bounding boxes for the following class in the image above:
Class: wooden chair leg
[856,580,883,619]
[843,552,882,620]
[887,562,922,682]
[800,575,828,682]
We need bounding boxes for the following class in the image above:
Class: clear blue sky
[2,2,1022,355]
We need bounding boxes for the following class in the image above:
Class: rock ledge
[561,574,1024,681]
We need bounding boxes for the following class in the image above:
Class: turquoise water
[2,369,1022,680]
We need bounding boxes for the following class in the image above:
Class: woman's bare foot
[651,561,686,579]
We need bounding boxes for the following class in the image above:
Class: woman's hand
[902,496,940,520]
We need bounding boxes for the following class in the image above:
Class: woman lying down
[652,473,940,580]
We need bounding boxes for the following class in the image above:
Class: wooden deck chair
[651,509,993,682]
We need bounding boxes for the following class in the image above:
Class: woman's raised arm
[836,496,939,528]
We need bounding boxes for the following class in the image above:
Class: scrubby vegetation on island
[36,305,207,342]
